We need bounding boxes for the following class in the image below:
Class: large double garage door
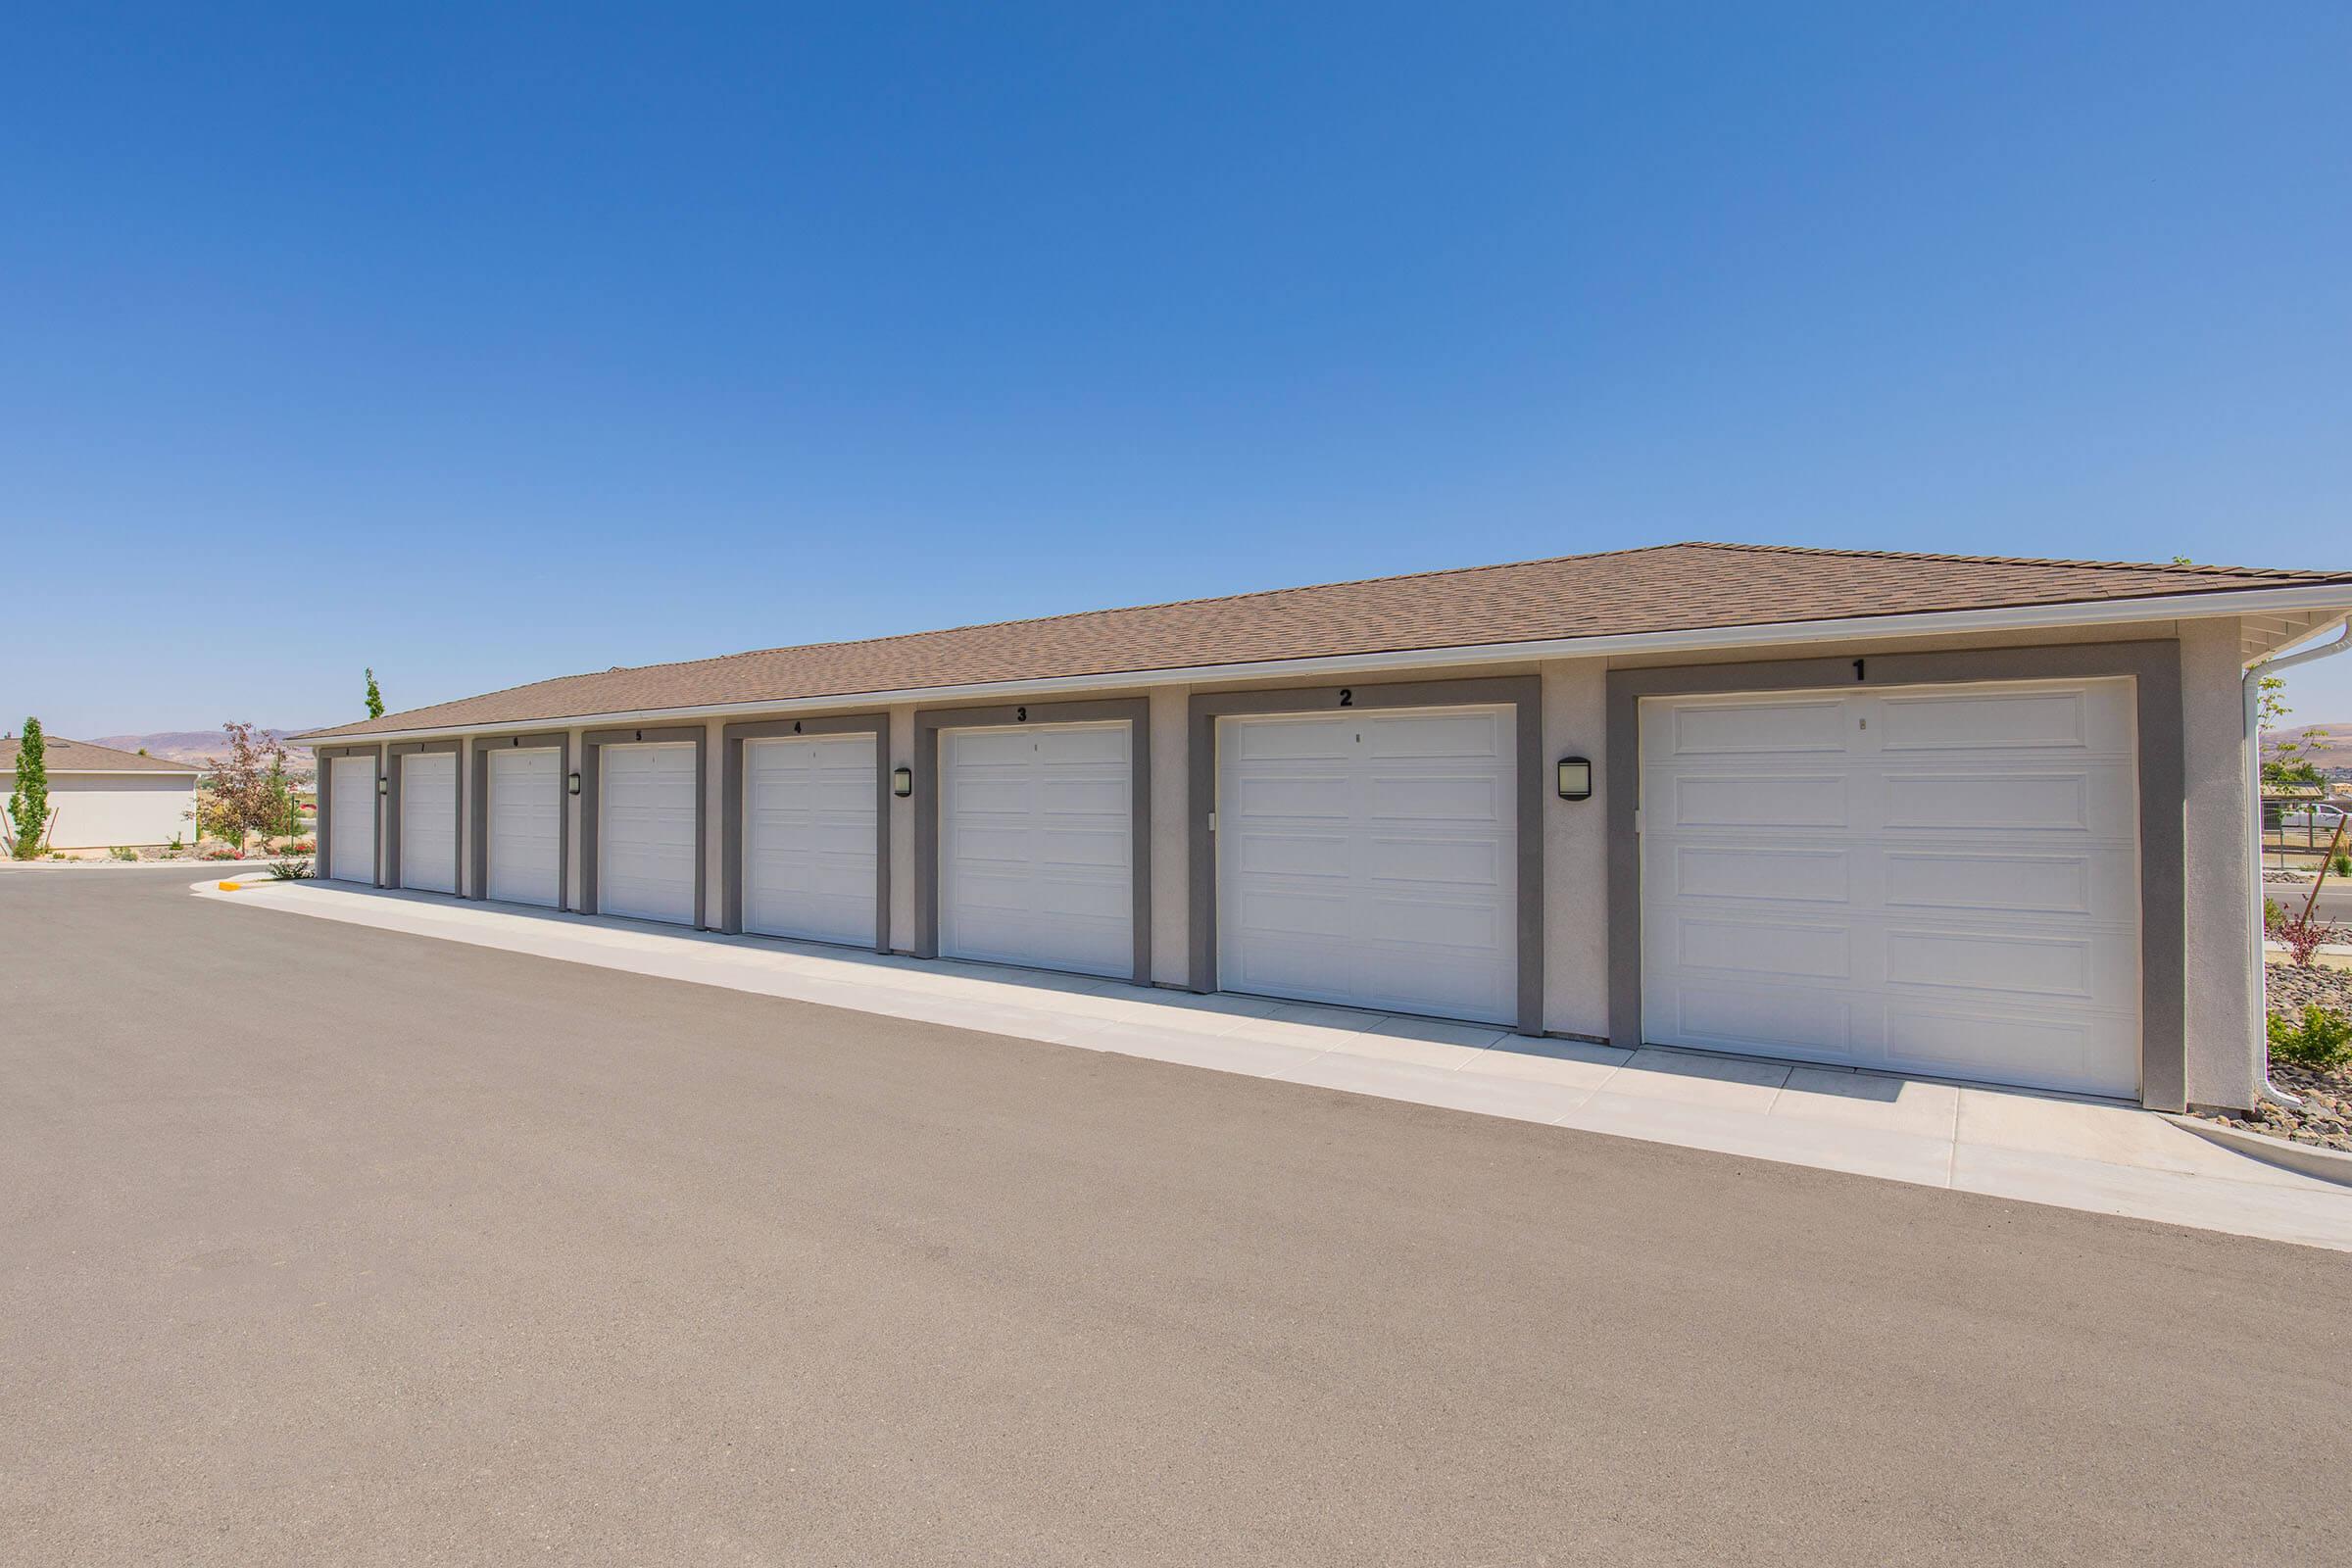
[1639,678,2142,1098]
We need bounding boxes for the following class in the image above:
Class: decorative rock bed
[2192,962,2352,1152]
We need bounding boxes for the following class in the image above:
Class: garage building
[1,736,199,851]
[296,542,2352,1115]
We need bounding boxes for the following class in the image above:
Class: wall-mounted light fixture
[566,770,582,796]
[1555,756,1592,801]
[891,764,914,799]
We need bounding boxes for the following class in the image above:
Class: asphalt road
[4,873,2347,1566]
[2268,876,2352,922]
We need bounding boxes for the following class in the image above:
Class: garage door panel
[1356,893,1507,949]
[951,782,1035,816]
[1674,985,1854,1054]
[1036,826,1132,870]
[1232,773,1351,817]
[950,730,1037,766]
[1885,928,2091,998]
[1884,772,2090,832]
[1366,710,1507,758]
[1230,716,1348,760]
[1364,773,1505,820]
[1878,689,2093,752]
[1031,871,1131,917]
[1884,1005,2135,1095]
[1363,836,1503,888]
[810,780,870,812]
[1674,846,1851,903]
[1881,850,2132,914]
[1671,700,1846,755]
[1235,888,1353,939]
[1673,774,1849,828]
[1235,831,1349,879]
[1673,917,1852,980]
[1352,949,1513,1020]
[1218,705,1515,1025]
[949,870,1035,913]
[1642,679,2140,1098]
[1040,726,1131,765]
[1039,777,1128,814]
[947,825,1031,864]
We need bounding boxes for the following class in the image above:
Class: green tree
[7,717,50,858]
[2259,676,2330,790]
[365,667,385,719]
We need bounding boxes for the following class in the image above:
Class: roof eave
[296,581,2352,746]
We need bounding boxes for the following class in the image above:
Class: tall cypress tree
[9,717,49,858]
[365,668,385,719]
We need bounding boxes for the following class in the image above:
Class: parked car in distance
[2278,804,2349,827]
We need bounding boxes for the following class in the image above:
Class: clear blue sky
[5,3,2348,738]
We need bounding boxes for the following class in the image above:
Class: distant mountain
[90,728,323,772]
[2264,723,2352,768]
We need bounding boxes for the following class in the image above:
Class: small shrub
[2267,1004,2352,1070]
[288,837,316,854]
[108,846,137,861]
[196,841,238,861]
[2331,851,2350,878]
[267,857,313,881]
[2264,904,2349,967]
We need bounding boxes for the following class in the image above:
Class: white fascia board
[309,583,2352,745]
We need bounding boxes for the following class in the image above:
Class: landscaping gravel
[2262,962,2352,1013]
[2195,961,2352,1152]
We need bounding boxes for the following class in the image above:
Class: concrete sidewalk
[205,876,2352,1252]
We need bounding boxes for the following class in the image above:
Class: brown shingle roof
[300,541,2352,739]
[0,736,201,774]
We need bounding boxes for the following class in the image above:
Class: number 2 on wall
[1338,688,1353,708]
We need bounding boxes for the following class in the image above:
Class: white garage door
[940,721,1132,978]
[1217,706,1517,1024]
[744,734,877,947]
[1640,679,2141,1098]
[600,743,699,926]
[328,756,376,886]
[487,748,563,908]
[400,752,459,895]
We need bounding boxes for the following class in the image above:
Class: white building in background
[1,736,199,849]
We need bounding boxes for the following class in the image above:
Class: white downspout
[2244,618,2352,1112]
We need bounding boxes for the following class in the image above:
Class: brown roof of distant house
[0,736,202,774]
[300,541,2352,740]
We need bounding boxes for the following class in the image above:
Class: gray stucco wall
[2179,617,2258,1111]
